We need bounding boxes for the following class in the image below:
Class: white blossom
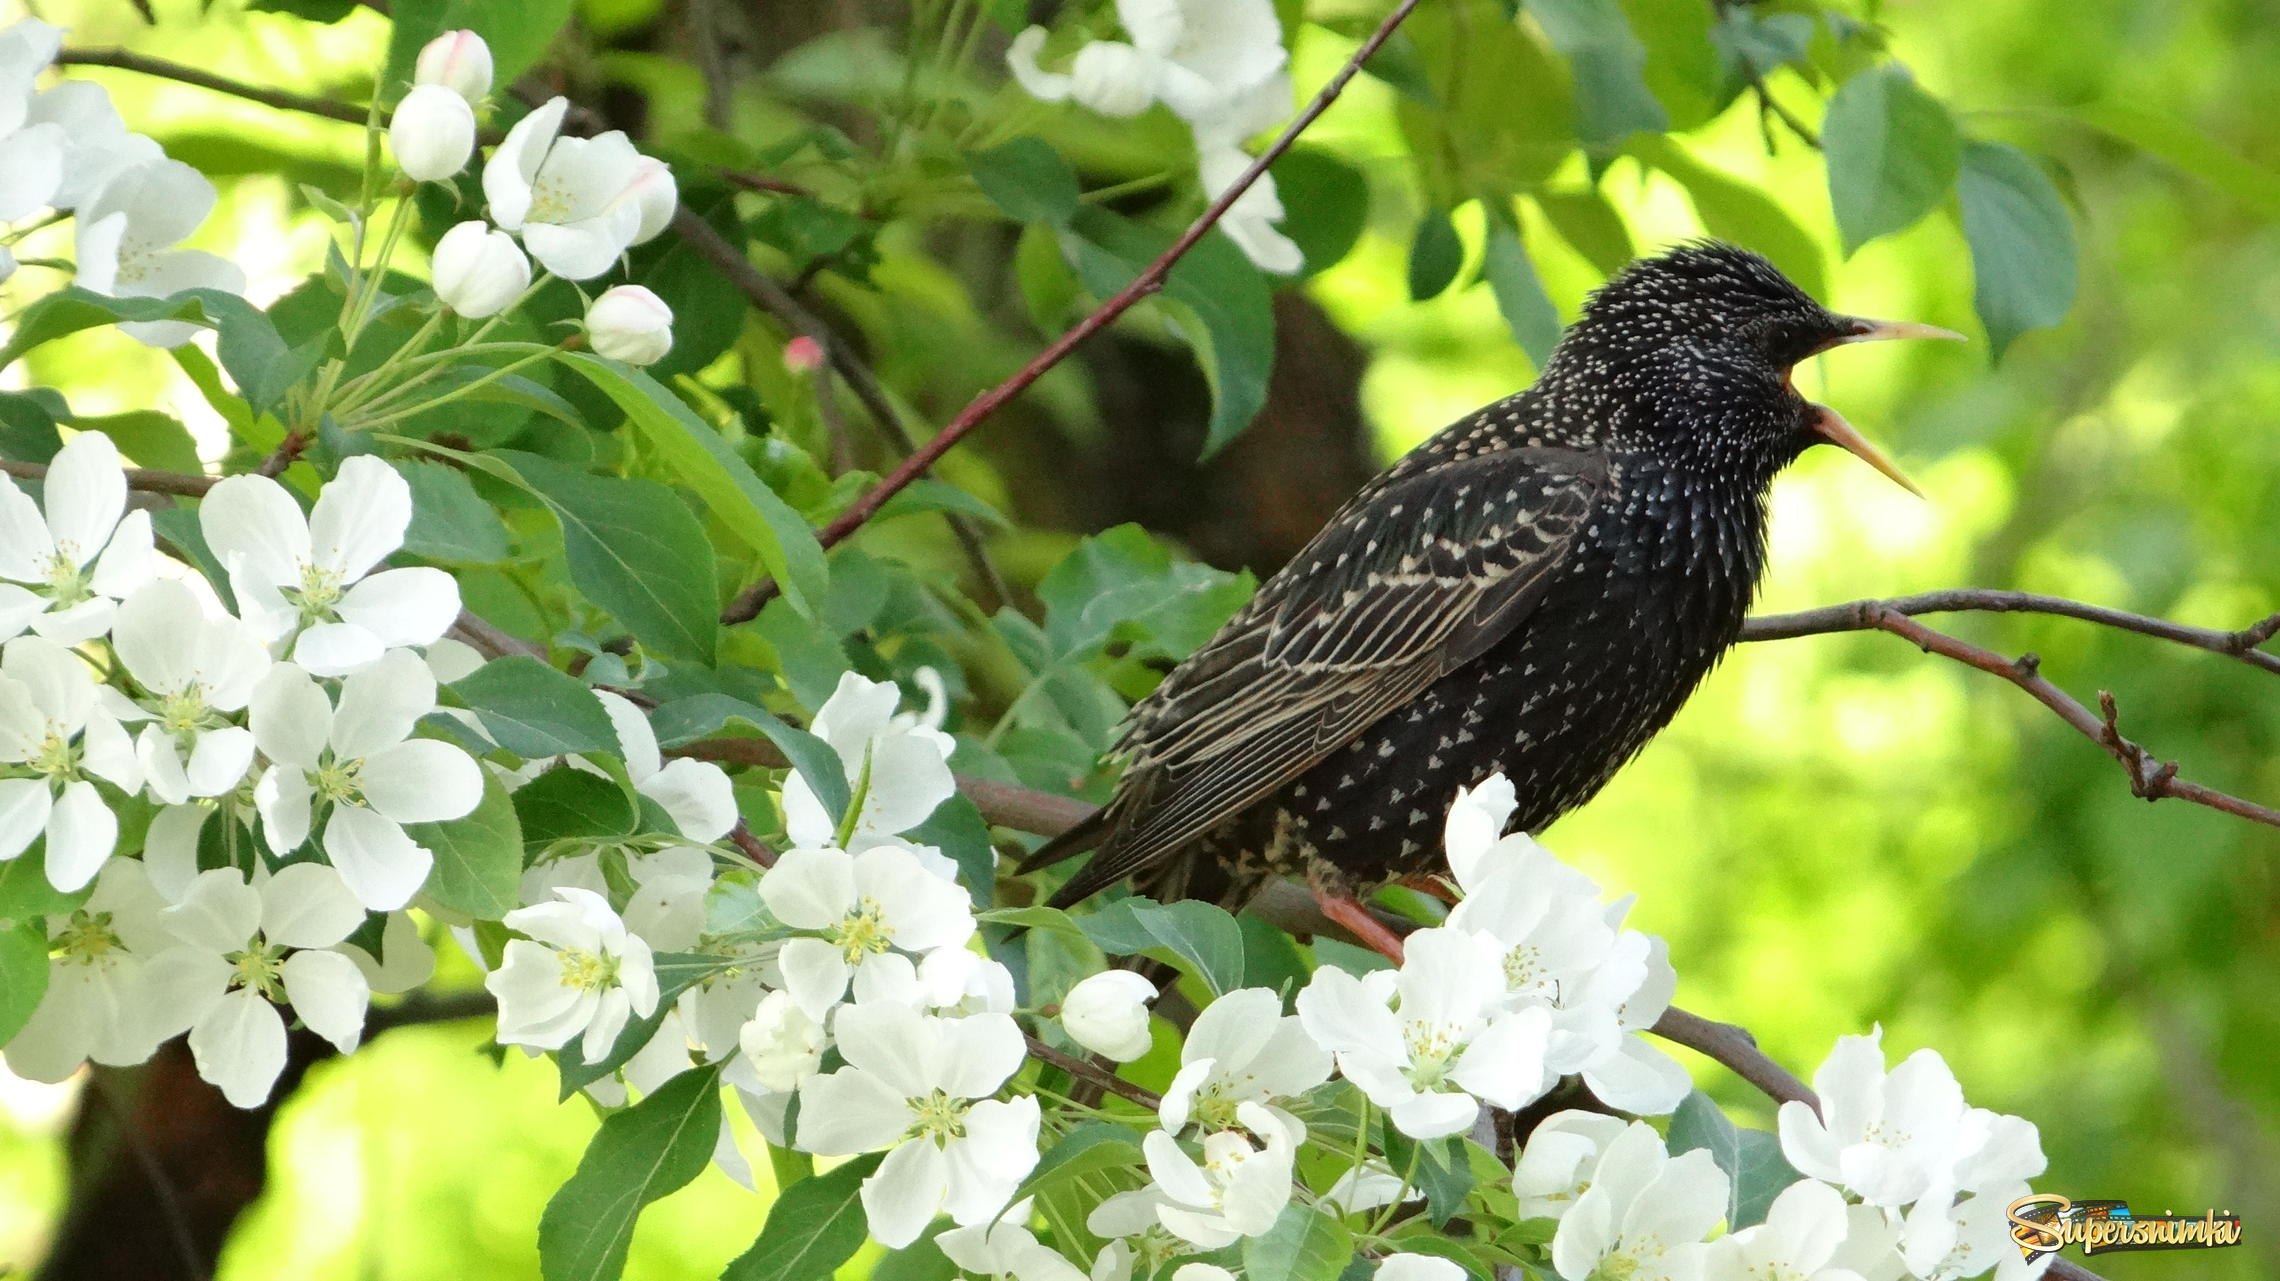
[1706,1179,1871,1281]
[431,220,530,318]
[733,989,826,1092]
[1198,144,1302,275]
[1140,1101,1299,1247]
[1550,1121,1729,1281]
[795,1002,1039,1248]
[759,843,976,1018]
[936,1199,1086,1281]
[1296,926,1553,1138]
[482,96,652,279]
[199,456,460,675]
[248,652,483,910]
[1085,1187,1190,1281]
[1377,1257,1466,1281]
[611,156,677,246]
[111,580,269,805]
[390,83,477,182]
[2,860,179,1080]
[0,635,139,891]
[1058,969,1158,1062]
[591,689,737,842]
[74,157,247,347]
[781,670,956,851]
[1511,1108,1632,1222]
[849,945,1016,1017]
[488,886,661,1062]
[1777,1027,1976,1208]
[414,29,494,104]
[1006,0,1287,126]
[1891,1184,2050,1281]
[1158,985,1330,1135]
[0,20,65,220]
[160,863,373,1108]
[584,284,674,365]
[0,432,158,644]
[27,80,163,211]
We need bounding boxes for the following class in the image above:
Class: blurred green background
[1,0,2275,1278]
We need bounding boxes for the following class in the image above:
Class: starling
[1021,243,1958,952]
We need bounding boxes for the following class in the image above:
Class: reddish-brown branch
[717,0,1427,617]
[1859,607,2280,829]
[1,456,216,496]
[56,47,374,128]
[1744,590,2280,677]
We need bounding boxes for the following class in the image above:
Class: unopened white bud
[415,29,494,104]
[584,284,673,365]
[1059,970,1158,1062]
[431,220,529,318]
[390,83,476,182]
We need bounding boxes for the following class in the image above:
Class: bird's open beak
[1808,404,1923,498]
[1802,315,1965,497]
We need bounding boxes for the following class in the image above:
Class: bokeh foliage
[0,0,2274,1278]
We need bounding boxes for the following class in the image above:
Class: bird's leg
[1309,884,1409,964]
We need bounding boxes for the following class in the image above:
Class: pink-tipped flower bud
[414,29,494,104]
[782,335,825,374]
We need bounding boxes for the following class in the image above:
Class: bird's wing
[1043,446,1607,901]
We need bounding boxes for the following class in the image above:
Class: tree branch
[1,456,216,496]
[782,0,1428,567]
[1743,589,2280,676]
[56,47,376,129]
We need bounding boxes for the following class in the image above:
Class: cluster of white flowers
[1007,0,1303,274]
[478,670,1032,1246]
[1505,1024,2051,1281]
[1,436,470,1103]
[387,30,677,363]
[0,18,244,343]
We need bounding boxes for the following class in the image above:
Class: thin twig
[1651,1008,1814,1106]
[770,0,1429,577]
[57,47,374,128]
[0,456,215,495]
[1704,0,1821,151]
[448,610,546,659]
[1025,1033,1161,1110]
[1743,590,2280,676]
[728,820,777,868]
[1863,608,2280,829]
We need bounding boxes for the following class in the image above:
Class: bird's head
[1564,241,1960,494]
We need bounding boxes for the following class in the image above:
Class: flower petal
[199,473,311,588]
[358,738,482,823]
[282,948,370,1053]
[321,803,434,911]
[328,648,434,759]
[260,861,366,949]
[42,779,117,892]
[41,432,126,573]
[188,987,289,1108]
[309,456,412,582]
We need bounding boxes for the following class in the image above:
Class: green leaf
[722,1151,883,1281]
[1242,1203,1354,1281]
[386,0,574,97]
[503,452,721,663]
[905,795,997,907]
[404,772,524,920]
[1483,223,1563,368]
[78,411,200,473]
[0,288,311,413]
[1527,0,1670,147]
[1956,140,2077,356]
[1822,65,1960,254]
[561,355,827,620]
[537,1061,723,1281]
[1667,1091,1802,1229]
[972,137,1082,226]
[1408,209,1465,302]
[1381,1132,1478,1228]
[1064,208,1275,459]
[1011,1121,1145,1202]
[0,922,48,1047]
[645,693,851,824]
[0,389,62,461]
[1270,148,1371,279]
[396,459,513,563]
[515,766,641,849]
[449,657,619,758]
[1535,188,1635,276]
[0,853,83,925]
[2069,99,2280,218]
[555,953,724,1099]
[1079,898,1245,996]
[1035,525,1251,663]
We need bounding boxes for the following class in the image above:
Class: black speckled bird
[1021,242,1958,951]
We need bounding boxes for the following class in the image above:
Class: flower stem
[341,342,566,431]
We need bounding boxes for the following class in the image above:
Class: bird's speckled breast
[1219,453,1771,890]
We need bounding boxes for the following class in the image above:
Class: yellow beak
[1803,315,1966,496]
